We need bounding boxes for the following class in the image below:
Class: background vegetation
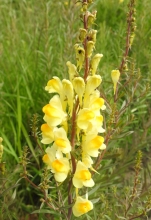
[0,0,151,219]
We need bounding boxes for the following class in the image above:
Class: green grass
[0,0,151,219]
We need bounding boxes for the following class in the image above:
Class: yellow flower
[78,28,87,42]
[43,146,70,182]
[62,79,74,115]
[77,108,95,130]
[53,127,71,154]
[82,133,106,157]
[87,41,95,58]
[73,161,94,188]
[84,90,106,113]
[88,29,97,43]
[87,12,95,28]
[41,123,54,144]
[66,61,78,82]
[74,44,85,71]
[72,196,93,217]
[111,70,120,95]
[42,95,67,127]
[90,53,103,75]
[72,77,85,106]
[45,77,62,94]
[84,75,102,100]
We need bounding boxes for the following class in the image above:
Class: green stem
[114,0,135,102]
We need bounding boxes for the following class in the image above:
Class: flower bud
[78,28,87,42]
[88,29,97,42]
[87,41,95,58]
[66,61,78,82]
[90,53,103,75]
[82,2,88,12]
[74,44,85,71]
[73,77,85,106]
[111,70,120,94]
[87,13,95,28]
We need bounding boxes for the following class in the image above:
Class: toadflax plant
[41,0,106,218]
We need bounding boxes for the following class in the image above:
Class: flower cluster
[41,1,106,217]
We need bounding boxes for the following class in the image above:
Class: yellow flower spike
[88,29,97,43]
[72,196,93,217]
[90,53,103,75]
[43,95,67,127]
[72,77,85,106]
[74,44,85,71]
[41,123,54,144]
[66,61,78,82]
[53,127,71,154]
[73,161,95,188]
[45,77,63,94]
[87,41,95,58]
[78,28,87,42]
[62,79,74,116]
[111,70,120,95]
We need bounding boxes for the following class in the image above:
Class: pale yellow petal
[45,77,63,94]
[72,77,85,106]
[72,196,93,217]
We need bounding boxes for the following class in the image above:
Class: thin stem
[94,132,111,171]
[67,99,79,219]
[114,0,135,102]
[128,212,144,220]
[67,179,73,219]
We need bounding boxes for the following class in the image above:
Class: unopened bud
[111,70,120,95]
[87,41,95,58]
[82,2,88,12]
[78,28,87,42]
[88,29,97,42]
[87,13,95,28]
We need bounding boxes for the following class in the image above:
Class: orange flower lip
[52,159,64,172]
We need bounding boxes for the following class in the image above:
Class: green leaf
[32,209,62,217]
